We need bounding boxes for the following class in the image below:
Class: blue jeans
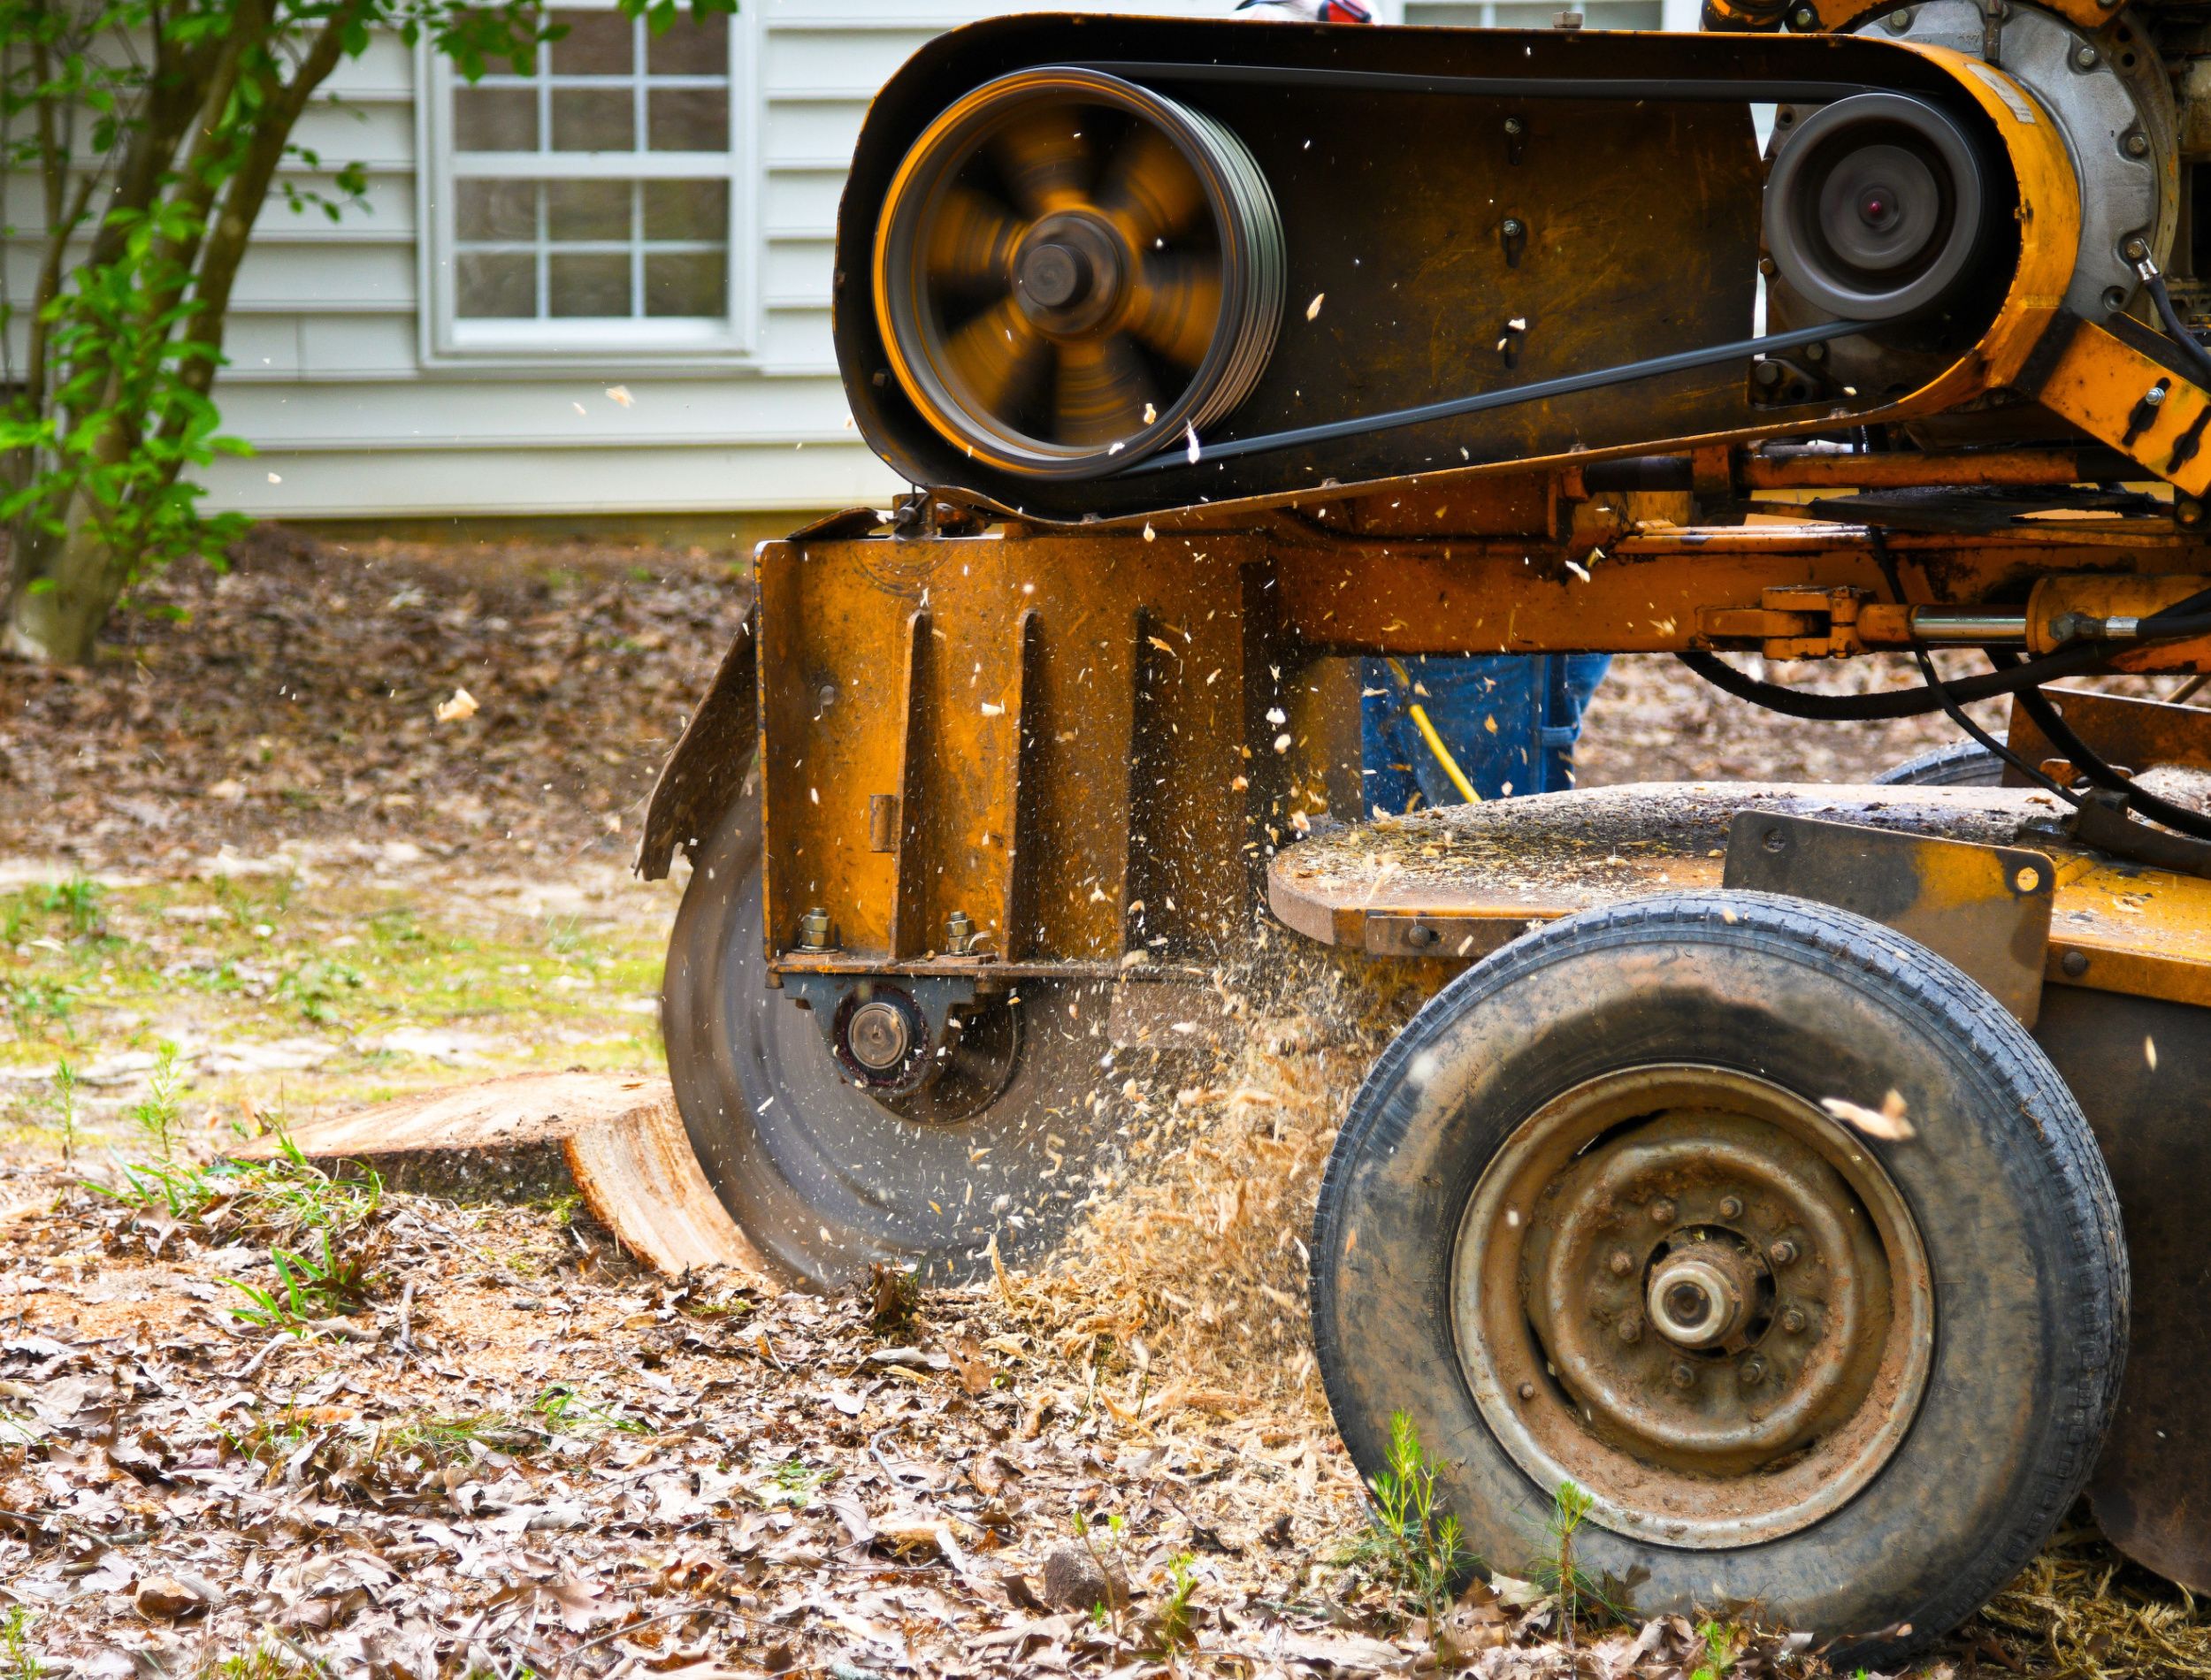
[1360,654,1611,814]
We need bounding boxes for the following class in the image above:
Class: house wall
[7,0,1702,523]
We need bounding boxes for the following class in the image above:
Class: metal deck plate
[1267,781,2211,1009]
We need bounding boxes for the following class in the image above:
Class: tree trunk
[3,497,133,666]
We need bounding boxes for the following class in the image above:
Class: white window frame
[416,0,761,368]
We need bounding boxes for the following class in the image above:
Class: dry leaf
[1822,1089,1916,1140]
[434,688,478,723]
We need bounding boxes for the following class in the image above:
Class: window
[421,4,754,360]
[1402,0,1666,25]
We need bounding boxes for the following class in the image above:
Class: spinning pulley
[865,52,2012,488]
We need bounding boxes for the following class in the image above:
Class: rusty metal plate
[2003,685,2211,784]
[1722,812,2054,1027]
[2035,986,2211,1594]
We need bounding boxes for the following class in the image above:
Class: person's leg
[1360,653,1610,808]
[1358,657,1426,816]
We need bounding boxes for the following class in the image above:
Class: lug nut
[1670,1362,1696,1390]
[1780,1306,1809,1333]
[1718,1195,1744,1220]
[2074,43,2099,68]
[1618,1315,1643,1344]
[1649,1198,1677,1226]
[1770,1239,1801,1268]
[1608,1250,1635,1278]
[1740,1355,1768,1387]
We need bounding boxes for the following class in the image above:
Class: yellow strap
[1385,658,1480,804]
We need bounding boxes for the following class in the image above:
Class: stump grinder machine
[638,4,2211,1659]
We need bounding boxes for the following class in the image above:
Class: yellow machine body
[641,3,2211,1627]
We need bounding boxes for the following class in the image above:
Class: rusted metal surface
[1453,1065,1932,1546]
[1720,811,2054,1025]
[2003,685,2211,782]
[1266,781,2211,1008]
[636,601,757,882]
[754,527,1271,979]
[2036,986,2211,1593]
[1270,521,2211,662]
[2020,315,2211,499]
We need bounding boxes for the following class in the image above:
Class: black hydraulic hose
[1677,584,2211,722]
[2143,271,2211,393]
[1676,642,2109,720]
[2002,661,2211,843]
[1867,535,2078,803]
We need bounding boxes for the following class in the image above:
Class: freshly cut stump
[228,1073,772,1282]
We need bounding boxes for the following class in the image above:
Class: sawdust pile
[998,920,1434,1420]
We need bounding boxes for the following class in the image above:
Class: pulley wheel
[873,67,1284,477]
[661,791,1109,1287]
[1763,92,1988,321]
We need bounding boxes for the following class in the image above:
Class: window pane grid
[449,6,734,327]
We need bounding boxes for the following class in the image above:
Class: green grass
[1339,1410,1474,1628]
[0,868,670,1149]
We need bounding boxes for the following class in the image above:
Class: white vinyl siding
[3,0,1707,520]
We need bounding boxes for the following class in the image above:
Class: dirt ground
[3,532,2207,1679]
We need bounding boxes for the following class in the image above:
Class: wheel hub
[1014,213,1128,334]
[1646,1235,1763,1350]
[1453,1065,1934,1546]
[845,997,916,1073]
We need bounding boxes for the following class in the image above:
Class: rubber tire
[1309,892,2126,1669]
[1873,738,2007,787]
[661,791,1107,1288]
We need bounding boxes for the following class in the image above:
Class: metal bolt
[1718,1195,1744,1220]
[2125,132,2151,157]
[1887,5,1911,24]
[1502,217,1526,238]
[2179,496,2207,527]
[1504,117,1525,135]
[2124,235,2151,263]
[2074,43,2099,69]
[1618,1315,1643,1344]
[1791,5,1817,27]
[1608,1250,1635,1278]
[1770,1239,1801,1268]
[945,909,975,954]
[2062,949,2091,977]
[1669,1362,1696,1390]
[1740,1355,1769,1387]
[1518,1380,1538,1401]
[1758,256,1779,279]
[797,907,838,951]
[2015,866,2042,893]
[1780,1306,1809,1333]
[2146,385,2167,407]
[1649,1198,1677,1225]
[1803,340,1828,363]
[1753,359,1784,387]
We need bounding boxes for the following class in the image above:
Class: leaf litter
[4,530,2206,1676]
